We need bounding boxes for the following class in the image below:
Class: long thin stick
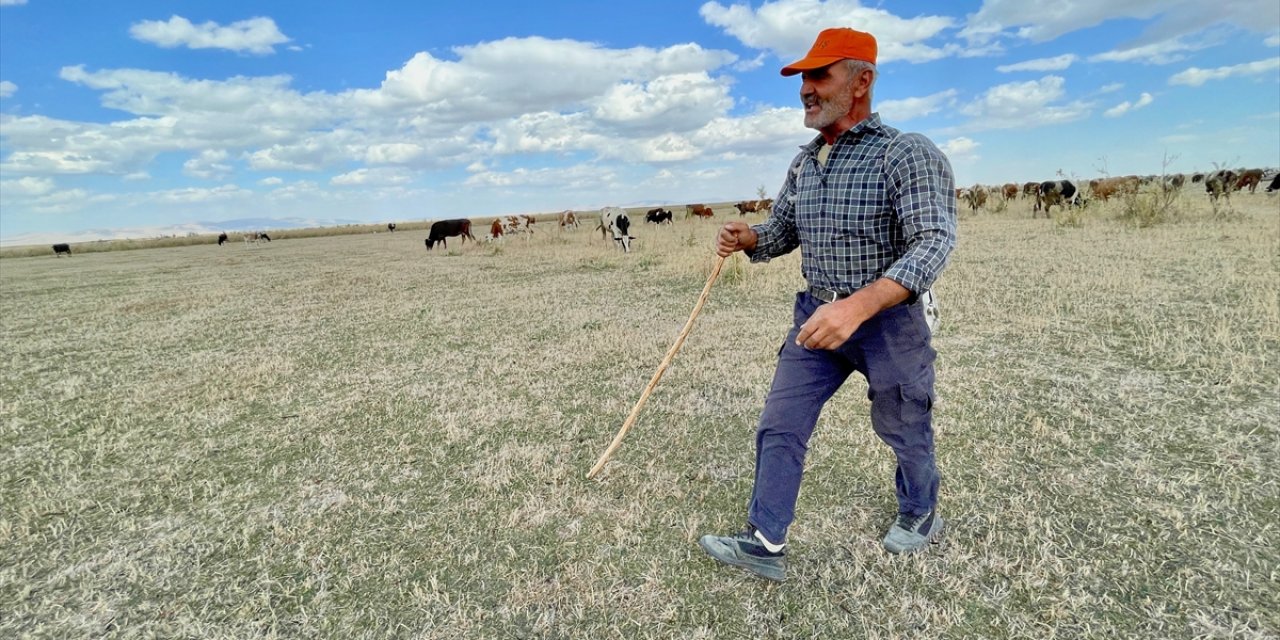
[587,254,728,479]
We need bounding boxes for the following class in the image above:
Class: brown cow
[1022,182,1039,199]
[686,204,714,219]
[1002,183,1018,201]
[1234,169,1264,193]
[1090,176,1139,202]
[757,198,773,213]
[734,201,758,215]
[489,219,504,240]
[961,186,987,212]
[558,210,579,229]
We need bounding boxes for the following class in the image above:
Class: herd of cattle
[46,172,1274,256]
[958,168,1279,216]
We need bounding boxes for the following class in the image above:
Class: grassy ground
[1,194,1277,639]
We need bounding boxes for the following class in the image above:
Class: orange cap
[780,28,877,76]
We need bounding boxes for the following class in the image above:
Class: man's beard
[803,78,855,130]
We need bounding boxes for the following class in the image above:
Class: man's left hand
[796,299,866,350]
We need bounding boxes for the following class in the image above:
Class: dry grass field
[2,192,1277,639]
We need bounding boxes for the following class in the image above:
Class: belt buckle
[811,287,837,303]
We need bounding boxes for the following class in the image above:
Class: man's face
[800,63,855,131]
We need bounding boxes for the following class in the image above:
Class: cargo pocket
[899,381,934,423]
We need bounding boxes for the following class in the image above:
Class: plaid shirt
[749,113,957,296]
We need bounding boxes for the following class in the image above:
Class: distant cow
[1036,180,1078,217]
[734,200,758,215]
[1267,173,1280,193]
[425,219,477,250]
[217,232,228,246]
[52,243,71,257]
[961,186,987,212]
[645,208,673,224]
[387,223,397,232]
[1191,173,1204,184]
[757,198,773,213]
[1205,170,1236,203]
[1234,169,1264,193]
[243,232,271,244]
[499,215,535,235]
[1090,176,1138,202]
[599,206,635,253]
[1022,182,1039,199]
[559,210,579,229]
[1002,183,1019,201]
[686,204,713,219]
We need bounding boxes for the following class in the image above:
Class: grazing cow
[1002,183,1019,201]
[645,208,673,224]
[599,206,635,253]
[1164,174,1185,191]
[52,243,71,257]
[1205,170,1236,203]
[961,187,987,212]
[425,218,477,250]
[217,232,228,246]
[1090,176,1139,202]
[488,218,504,241]
[1266,173,1280,193]
[1022,181,1039,199]
[734,200,758,215]
[757,198,773,213]
[387,223,397,232]
[1191,173,1204,184]
[499,215,535,235]
[243,232,271,244]
[1035,180,1079,217]
[686,203,714,219]
[559,210,579,229]
[1234,169,1264,193]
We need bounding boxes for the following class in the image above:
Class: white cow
[598,206,634,253]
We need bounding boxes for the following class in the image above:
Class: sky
[1,0,1278,245]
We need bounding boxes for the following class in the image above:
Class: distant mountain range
[0,216,368,247]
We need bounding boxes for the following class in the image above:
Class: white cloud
[258,177,283,186]
[879,89,958,121]
[1169,57,1280,86]
[1097,82,1125,94]
[1088,35,1212,65]
[996,54,1077,72]
[955,76,1092,131]
[330,168,412,186]
[0,80,16,97]
[0,0,29,5]
[1104,92,1154,117]
[700,0,960,64]
[145,184,251,204]
[129,15,291,55]
[0,176,55,197]
[1267,33,1280,47]
[939,136,980,159]
[364,143,426,164]
[182,149,232,179]
[464,163,617,190]
[962,0,1277,46]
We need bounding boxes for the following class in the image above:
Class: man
[699,28,957,582]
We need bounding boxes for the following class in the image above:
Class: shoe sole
[698,537,786,582]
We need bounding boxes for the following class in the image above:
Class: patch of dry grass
[1,196,1276,638]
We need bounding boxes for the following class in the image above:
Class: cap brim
[780,55,846,76]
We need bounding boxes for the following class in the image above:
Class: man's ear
[853,68,874,99]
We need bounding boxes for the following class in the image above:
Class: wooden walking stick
[587,254,728,479]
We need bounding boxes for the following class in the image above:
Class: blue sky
[1,0,1277,245]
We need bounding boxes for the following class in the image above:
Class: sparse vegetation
[1,195,1277,638]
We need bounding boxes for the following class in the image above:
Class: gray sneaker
[698,528,786,582]
[882,510,945,554]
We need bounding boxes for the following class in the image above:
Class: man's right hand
[716,221,758,257]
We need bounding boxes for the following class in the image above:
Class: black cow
[387,223,397,232]
[425,219,477,250]
[52,243,71,257]
[1035,180,1078,217]
[645,208,673,224]
[217,232,228,245]
[1266,173,1280,193]
[1205,170,1236,203]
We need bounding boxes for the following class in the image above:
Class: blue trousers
[747,291,939,544]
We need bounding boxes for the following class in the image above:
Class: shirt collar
[801,112,885,155]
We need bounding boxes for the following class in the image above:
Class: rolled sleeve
[882,134,957,294]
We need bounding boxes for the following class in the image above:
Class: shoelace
[896,512,926,532]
